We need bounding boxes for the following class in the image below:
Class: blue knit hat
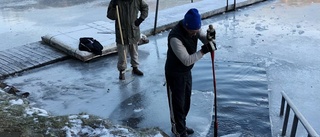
[183,8,201,30]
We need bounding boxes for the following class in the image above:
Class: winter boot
[119,70,125,80]
[186,127,194,135]
[133,67,144,76]
[175,132,188,137]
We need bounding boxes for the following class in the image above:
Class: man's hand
[201,40,217,54]
[135,17,144,26]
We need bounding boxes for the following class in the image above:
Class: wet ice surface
[4,30,270,136]
[4,59,270,137]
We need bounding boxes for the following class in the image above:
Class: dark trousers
[165,71,192,136]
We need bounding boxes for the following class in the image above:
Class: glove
[134,17,144,26]
[112,0,118,8]
[201,40,217,54]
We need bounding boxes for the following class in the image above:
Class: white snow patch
[154,133,165,137]
[80,115,89,119]
[25,107,49,117]
[221,132,242,137]
[133,107,144,112]
[9,99,24,105]
[68,115,78,119]
[81,126,112,137]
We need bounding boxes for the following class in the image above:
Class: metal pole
[280,96,285,116]
[280,91,319,137]
[153,0,159,35]
[291,115,299,137]
[226,0,229,11]
[282,103,290,136]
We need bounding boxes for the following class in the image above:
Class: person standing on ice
[107,0,148,80]
[165,8,216,137]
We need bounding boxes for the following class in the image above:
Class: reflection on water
[193,60,270,136]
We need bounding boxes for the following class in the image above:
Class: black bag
[79,37,103,55]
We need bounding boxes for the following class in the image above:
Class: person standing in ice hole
[165,8,216,137]
[107,0,148,80]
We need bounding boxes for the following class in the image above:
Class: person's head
[183,8,201,36]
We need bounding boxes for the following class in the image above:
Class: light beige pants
[116,43,139,71]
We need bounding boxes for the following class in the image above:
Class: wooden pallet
[0,42,68,79]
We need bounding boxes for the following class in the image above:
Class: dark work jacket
[107,0,148,45]
[165,21,198,75]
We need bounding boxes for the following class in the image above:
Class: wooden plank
[6,49,34,70]
[21,46,55,62]
[0,70,7,76]
[19,46,52,63]
[0,65,13,75]
[0,70,9,78]
[0,60,12,74]
[0,42,68,78]
[0,54,22,72]
[35,43,67,58]
[8,48,40,67]
[0,53,12,66]
[2,50,31,69]
[23,44,57,60]
[15,48,44,65]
